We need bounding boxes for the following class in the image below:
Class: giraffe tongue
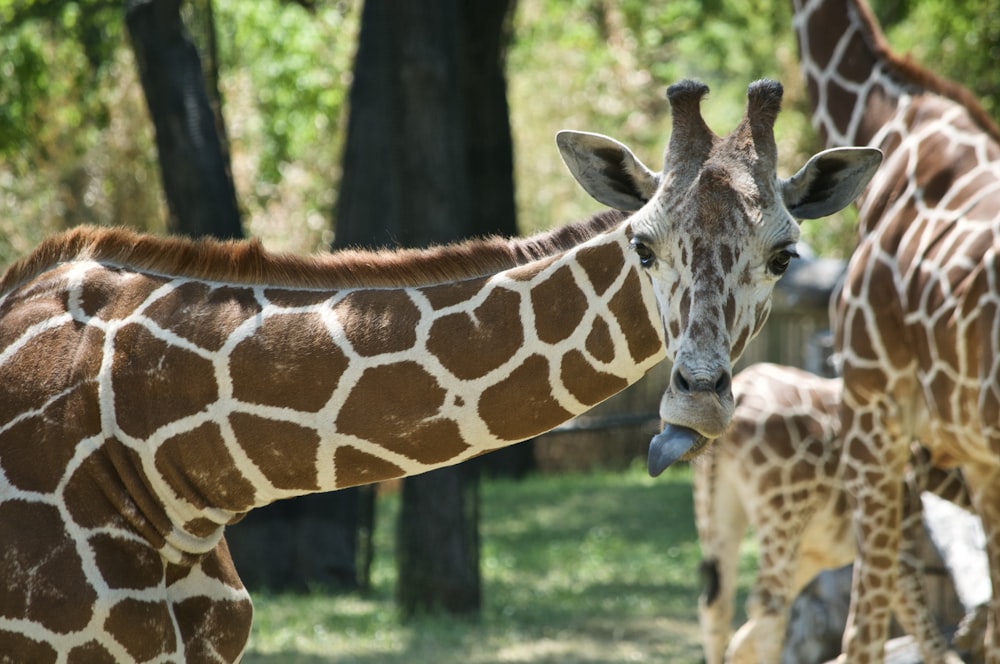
[647,425,706,477]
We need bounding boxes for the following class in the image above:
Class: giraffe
[791,0,1000,660]
[693,362,971,664]
[0,207,637,664]
[0,79,880,662]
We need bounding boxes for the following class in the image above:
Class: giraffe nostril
[672,364,730,397]
[673,368,692,394]
[714,371,731,398]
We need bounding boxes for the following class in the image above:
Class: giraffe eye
[631,239,655,267]
[767,247,799,276]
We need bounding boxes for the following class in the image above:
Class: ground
[242,463,756,663]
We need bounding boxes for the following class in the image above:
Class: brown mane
[854,0,1000,144]
[0,210,628,295]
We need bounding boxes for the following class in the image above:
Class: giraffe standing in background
[693,363,970,664]
[0,79,879,662]
[792,0,1000,660]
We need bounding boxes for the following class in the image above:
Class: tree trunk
[125,0,242,239]
[334,0,473,249]
[457,0,534,479]
[397,467,481,614]
[224,488,373,593]
[335,0,517,616]
[459,0,517,239]
[129,0,371,593]
[184,0,234,183]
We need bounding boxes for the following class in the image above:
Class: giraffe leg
[168,538,254,661]
[726,576,788,664]
[728,531,799,664]
[841,422,909,663]
[693,454,748,664]
[891,471,957,664]
[699,548,743,664]
[963,463,1000,664]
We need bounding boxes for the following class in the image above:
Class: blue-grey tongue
[647,424,705,477]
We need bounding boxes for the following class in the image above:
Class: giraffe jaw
[647,424,709,477]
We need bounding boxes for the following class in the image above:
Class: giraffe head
[557,79,881,475]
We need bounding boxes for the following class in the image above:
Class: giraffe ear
[556,130,661,212]
[781,147,883,219]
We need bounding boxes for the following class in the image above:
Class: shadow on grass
[245,465,749,663]
[244,655,334,664]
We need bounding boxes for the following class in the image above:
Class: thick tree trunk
[335,0,518,615]
[457,0,533,479]
[224,488,373,592]
[185,0,233,179]
[129,0,370,593]
[125,0,242,239]
[397,467,481,613]
[459,0,517,239]
[335,0,472,248]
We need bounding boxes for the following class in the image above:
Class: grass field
[242,462,757,663]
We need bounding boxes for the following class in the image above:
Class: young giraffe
[0,79,880,662]
[693,363,971,664]
[792,0,1000,660]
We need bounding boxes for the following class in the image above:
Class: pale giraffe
[0,79,879,662]
[792,0,1000,661]
[693,362,971,664]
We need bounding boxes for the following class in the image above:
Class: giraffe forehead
[644,215,783,278]
[638,173,782,249]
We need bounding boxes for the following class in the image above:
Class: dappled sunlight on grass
[244,463,757,663]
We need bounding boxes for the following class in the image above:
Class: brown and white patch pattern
[794,0,1000,660]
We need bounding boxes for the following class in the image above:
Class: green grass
[243,462,758,663]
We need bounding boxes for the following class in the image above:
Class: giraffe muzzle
[647,424,708,477]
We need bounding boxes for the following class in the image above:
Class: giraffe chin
[647,424,708,477]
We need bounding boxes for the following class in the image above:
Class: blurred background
[3,0,997,263]
[2,0,998,661]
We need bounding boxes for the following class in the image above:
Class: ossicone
[665,79,716,162]
[745,79,783,131]
[738,78,784,172]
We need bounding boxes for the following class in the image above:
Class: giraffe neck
[794,0,1000,151]
[792,0,907,147]
[45,224,664,561]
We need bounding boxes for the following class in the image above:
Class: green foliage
[2,0,999,264]
[0,0,120,161]
[244,465,758,662]
[875,0,1000,119]
[0,24,46,158]
[507,0,814,240]
[207,0,360,250]
[214,0,358,190]
[0,0,160,268]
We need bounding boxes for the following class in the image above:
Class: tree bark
[224,488,373,592]
[125,0,242,239]
[459,0,517,239]
[397,467,481,614]
[128,0,368,593]
[335,0,517,615]
[457,0,534,480]
[185,0,234,182]
[335,0,472,249]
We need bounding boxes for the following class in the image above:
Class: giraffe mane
[0,210,628,295]
[852,0,1000,144]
